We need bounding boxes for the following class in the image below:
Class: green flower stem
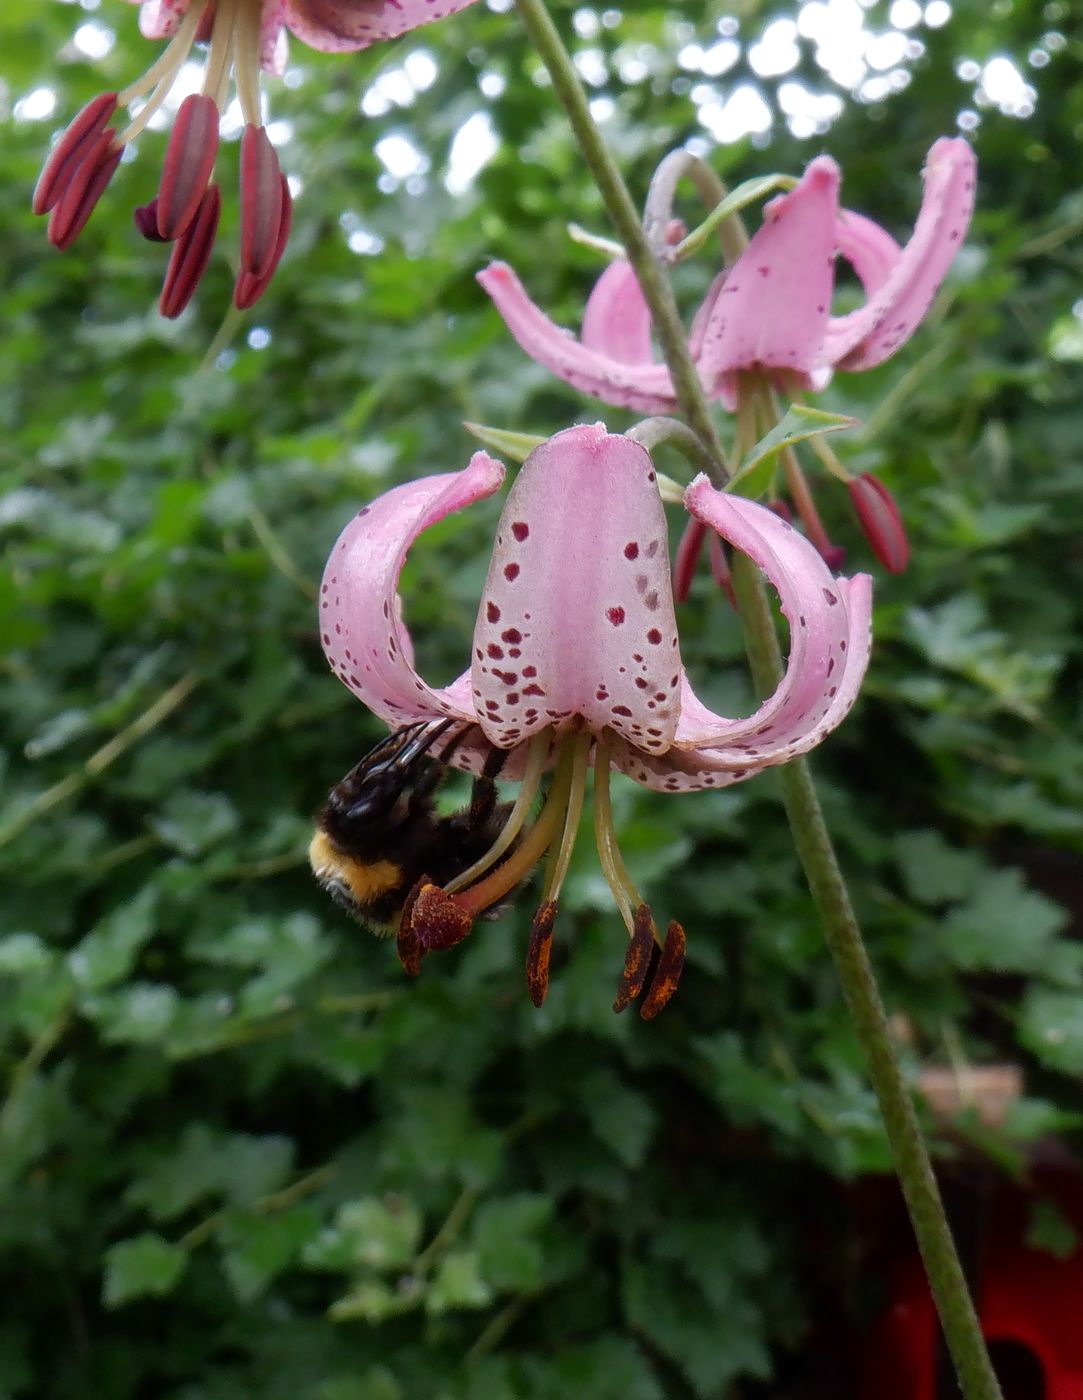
[624,417,726,482]
[514,3,1002,1397]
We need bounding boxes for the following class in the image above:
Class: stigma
[399,730,687,1020]
[33,0,292,317]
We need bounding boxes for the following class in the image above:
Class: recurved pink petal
[471,424,681,755]
[835,209,901,297]
[823,137,976,370]
[477,262,680,414]
[695,157,841,393]
[674,480,872,763]
[580,260,654,366]
[283,0,481,52]
[320,453,504,737]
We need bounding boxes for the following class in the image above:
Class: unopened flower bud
[847,473,909,574]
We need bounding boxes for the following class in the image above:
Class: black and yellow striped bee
[309,720,512,934]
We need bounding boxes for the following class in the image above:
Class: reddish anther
[396,879,428,977]
[133,199,170,243]
[612,905,658,1013]
[239,124,285,280]
[32,92,118,216]
[848,473,909,574]
[157,93,220,240]
[526,901,557,1008]
[47,129,122,250]
[409,881,474,950]
[233,173,292,309]
[195,2,218,43]
[768,498,794,525]
[640,919,686,1021]
[159,184,222,319]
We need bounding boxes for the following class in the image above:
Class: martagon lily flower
[33,0,480,316]
[316,423,872,1016]
[478,138,975,575]
[477,138,976,414]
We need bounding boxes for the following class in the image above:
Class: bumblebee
[309,720,513,933]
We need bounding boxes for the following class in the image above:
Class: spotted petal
[477,262,680,414]
[669,480,872,768]
[695,157,840,396]
[131,0,192,39]
[283,0,481,52]
[320,451,504,747]
[822,137,977,370]
[471,424,682,755]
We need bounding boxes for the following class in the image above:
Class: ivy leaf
[103,1234,188,1307]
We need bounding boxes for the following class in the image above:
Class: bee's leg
[469,748,509,824]
[405,760,444,814]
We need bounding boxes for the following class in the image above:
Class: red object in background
[860,1175,1083,1399]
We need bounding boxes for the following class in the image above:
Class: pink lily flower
[477,138,976,411]
[34,0,480,316]
[315,423,872,1015]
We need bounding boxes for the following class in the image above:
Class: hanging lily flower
[34,0,481,316]
[314,423,872,1016]
[478,139,975,412]
[477,139,975,573]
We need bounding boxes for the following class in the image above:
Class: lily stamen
[444,733,551,895]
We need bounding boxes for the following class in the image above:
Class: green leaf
[672,173,797,261]
[68,886,157,992]
[221,1206,323,1302]
[426,1249,493,1314]
[302,1196,423,1273]
[576,1068,655,1169]
[462,422,545,463]
[474,1193,553,1292]
[103,1234,188,1307]
[727,405,856,498]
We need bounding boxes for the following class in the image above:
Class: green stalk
[513,3,1002,1397]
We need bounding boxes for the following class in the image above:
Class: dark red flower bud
[33,92,118,215]
[233,173,292,309]
[239,124,284,280]
[47,129,122,250]
[672,518,707,604]
[156,93,220,240]
[159,184,222,319]
[848,473,909,574]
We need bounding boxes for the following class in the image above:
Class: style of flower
[478,138,976,413]
[34,0,480,316]
[317,423,872,1015]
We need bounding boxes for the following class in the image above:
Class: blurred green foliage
[1,0,1082,1395]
